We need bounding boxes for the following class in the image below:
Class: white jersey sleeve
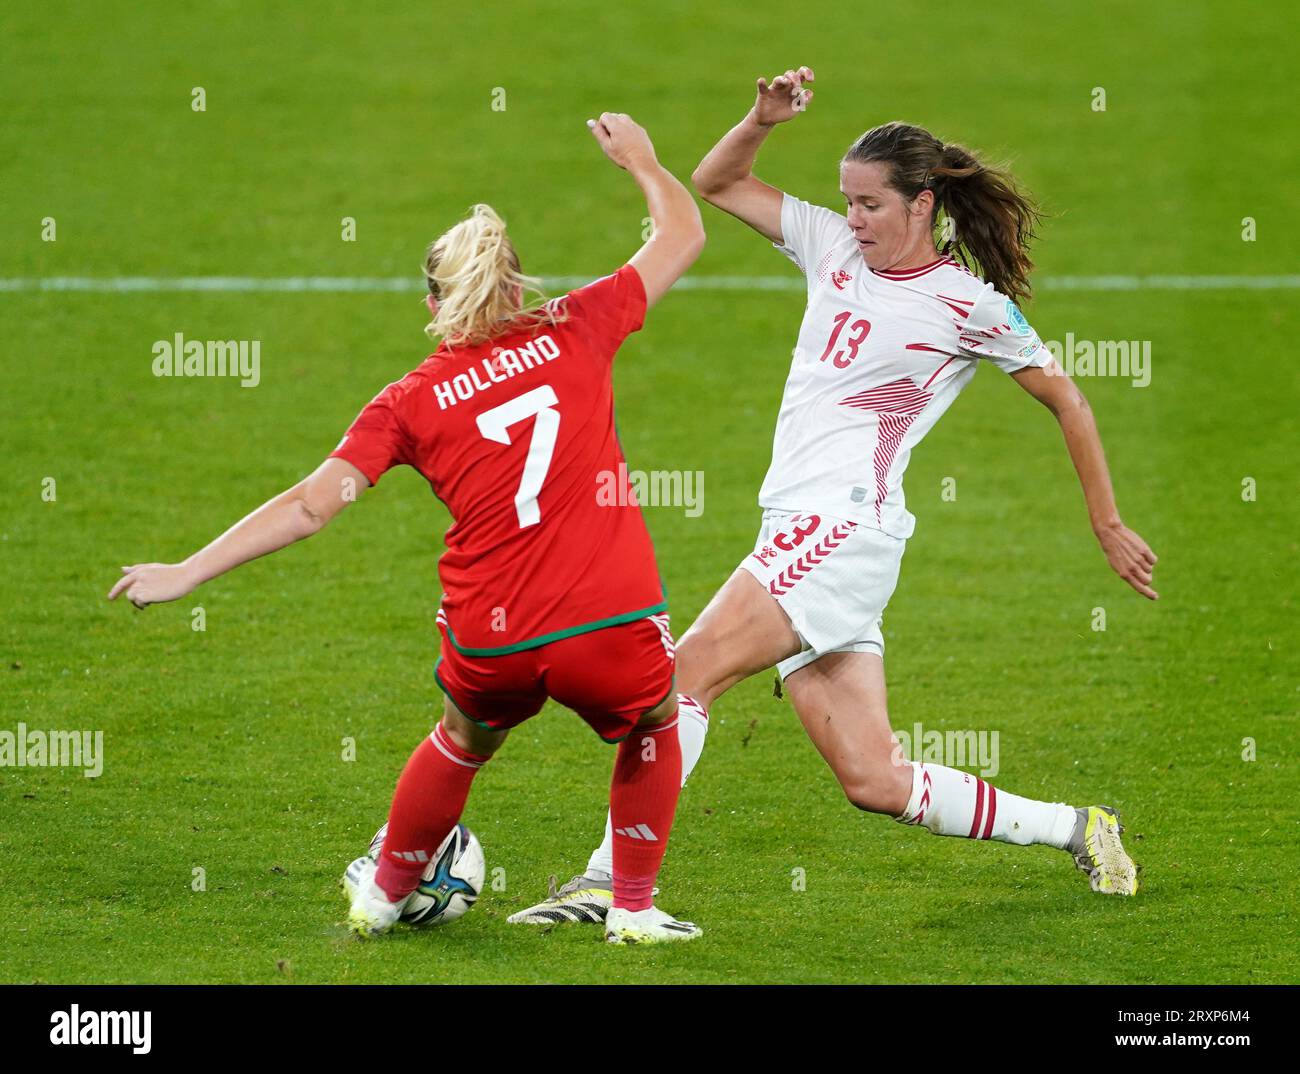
[773,193,851,280]
[956,285,1054,373]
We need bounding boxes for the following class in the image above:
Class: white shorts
[738,509,905,680]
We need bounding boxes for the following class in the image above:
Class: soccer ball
[368,821,485,926]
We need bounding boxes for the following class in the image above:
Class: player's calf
[606,699,701,940]
[372,716,495,904]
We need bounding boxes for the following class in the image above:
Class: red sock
[610,712,683,912]
[373,722,489,903]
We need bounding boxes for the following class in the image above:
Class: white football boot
[506,874,614,925]
[343,855,405,936]
[1068,805,1140,895]
[605,905,702,945]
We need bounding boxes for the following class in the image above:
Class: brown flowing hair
[844,122,1041,304]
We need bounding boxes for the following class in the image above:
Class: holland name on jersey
[431,334,562,409]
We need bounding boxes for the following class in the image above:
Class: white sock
[894,762,1076,848]
[586,694,709,879]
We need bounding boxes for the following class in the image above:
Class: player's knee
[633,691,677,728]
[672,633,711,695]
[441,705,506,758]
[674,632,736,707]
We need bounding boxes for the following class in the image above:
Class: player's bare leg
[784,651,1138,894]
[345,698,507,936]
[674,568,805,708]
[783,651,911,814]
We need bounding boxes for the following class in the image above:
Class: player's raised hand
[1097,523,1159,600]
[107,562,198,609]
[753,66,814,126]
[587,112,657,172]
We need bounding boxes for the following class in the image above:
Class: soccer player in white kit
[510,66,1156,925]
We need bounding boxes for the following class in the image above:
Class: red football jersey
[330,264,665,655]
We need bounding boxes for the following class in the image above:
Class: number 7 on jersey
[476,385,560,528]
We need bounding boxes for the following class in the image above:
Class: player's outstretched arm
[691,65,815,244]
[587,111,704,308]
[107,457,370,609]
[1011,361,1159,600]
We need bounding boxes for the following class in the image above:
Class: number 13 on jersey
[818,311,871,368]
[476,385,560,528]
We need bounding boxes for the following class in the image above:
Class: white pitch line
[1,274,1297,294]
[1035,274,1300,291]
[0,276,419,293]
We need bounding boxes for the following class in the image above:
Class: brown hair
[423,204,560,346]
[843,122,1041,304]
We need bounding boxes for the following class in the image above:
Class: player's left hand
[1096,523,1158,600]
[754,65,815,126]
[107,563,198,608]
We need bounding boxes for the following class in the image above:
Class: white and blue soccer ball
[368,821,485,926]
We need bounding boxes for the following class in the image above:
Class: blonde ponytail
[423,204,559,346]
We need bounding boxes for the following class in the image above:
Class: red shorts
[434,613,676,743]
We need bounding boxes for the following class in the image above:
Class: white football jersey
[760,193,1054,539]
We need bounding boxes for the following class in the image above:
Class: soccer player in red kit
[107,112,707,944]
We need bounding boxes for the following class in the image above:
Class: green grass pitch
[0,1,1295,983]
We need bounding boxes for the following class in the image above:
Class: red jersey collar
[870,256,956,281]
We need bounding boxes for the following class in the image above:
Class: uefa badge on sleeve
[1006,299,1032,335]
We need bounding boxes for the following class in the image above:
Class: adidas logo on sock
[614,823,659,841]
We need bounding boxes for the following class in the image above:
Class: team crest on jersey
[1006,299,1032,335]
[831,270,854,290]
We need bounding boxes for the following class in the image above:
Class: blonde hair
[423,204,559,346]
